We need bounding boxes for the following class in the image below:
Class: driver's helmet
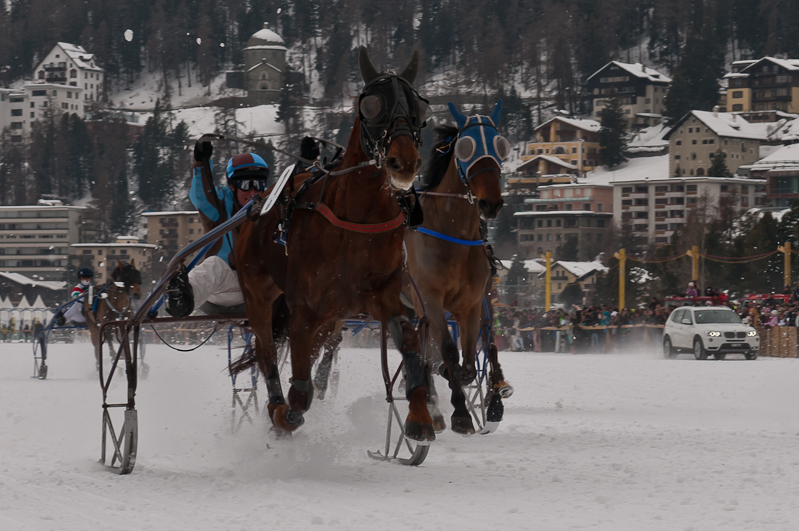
[226,153,269,192]
[78,266,94,280]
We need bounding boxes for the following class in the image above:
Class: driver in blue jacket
[166,141,269,318]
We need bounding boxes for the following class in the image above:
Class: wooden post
[691,245,699,282]
[614,249,626,309]
[784,242,791,288]
[544,251,552,312]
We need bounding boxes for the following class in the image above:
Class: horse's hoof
[427,399,446,433]
[459,364,476,386]
[270,404,304,432]
[404,421,436,443]
[450,415,475,435]
[486,393,504,423]
[496,381,514,398]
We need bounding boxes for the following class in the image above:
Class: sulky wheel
[367,394,431,466]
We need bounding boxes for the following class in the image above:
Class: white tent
[31,295,52,326]
[16,295,33,330]
[0,296,11,326]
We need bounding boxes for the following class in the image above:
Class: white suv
[663,306,759,360]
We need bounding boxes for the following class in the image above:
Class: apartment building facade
[613,177,767,244]
[0,201,87,281]
[71,237,157,284]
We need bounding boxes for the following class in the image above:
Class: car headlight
[747,330,757,337]
[707,331,721,337]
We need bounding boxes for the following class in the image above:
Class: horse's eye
[360,95,383,121]
[454,136,476,162]
[493,135,511,161]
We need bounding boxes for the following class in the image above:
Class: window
[732,104,743,111]
[622,199,632,206]
[655,198,667,205]
[732,91,743,99]
[622,187,632,194]
[597,203,604,212]
[11,109,22,116]
[547,234,552,241]
[634,198,648,206]
[656,224,668,230]
[687,185,697,191]
[556,219,562,227]
[634,211,649,218]
[583,203,591,210]
[537,220,543,227]
[564,204,572,210]
[597,219,605,228]
[10,122,22,129]
[655,186,668,192]
[692,139,697,144]
[32,90,46,97]
[635,186,648,193]
[546,220,552,227]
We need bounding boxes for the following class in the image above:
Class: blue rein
[416,226,483,246]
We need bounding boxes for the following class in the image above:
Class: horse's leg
[314,324,343,400]
[272,307,325,431]
[423,300,473,434]
[458,303,483,388]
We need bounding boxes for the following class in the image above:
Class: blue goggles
[448,100,510,181]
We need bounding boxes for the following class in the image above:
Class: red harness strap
[314,203,406,233]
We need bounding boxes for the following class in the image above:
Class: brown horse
[86,260,142,367]
[234,47,435,442]
[403,103,510,432]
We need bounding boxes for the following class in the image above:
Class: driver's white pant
[188,255,244,308]
[63,299,87,324]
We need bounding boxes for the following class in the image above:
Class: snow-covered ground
[2,341,799,530]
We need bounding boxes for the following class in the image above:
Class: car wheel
[745,350,758,360]
[663,336,676,359]
[713,352,726,360]
[693,338,708,360]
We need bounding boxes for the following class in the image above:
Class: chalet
[521,116,602,174]
[724,57,799,113]
[586,61,671,130]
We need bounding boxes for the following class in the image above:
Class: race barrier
[496,323,796,357]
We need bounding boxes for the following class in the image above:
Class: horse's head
[357,47,430,190]
[113,260,143,299]
[447,101,509,219]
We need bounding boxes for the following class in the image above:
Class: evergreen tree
[557,235,580,261]
[506,254,530,305]
[598,94,628,168]
[708,146,731,177]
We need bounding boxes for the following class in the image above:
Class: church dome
[246,24,286,49]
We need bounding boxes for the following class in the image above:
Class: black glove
[193,140,213,162]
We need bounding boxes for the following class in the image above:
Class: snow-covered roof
[0,272,66,291]
[580,154,670,185]
[248,26,285,46]
[518,155,577,171]
[499,259,546,274]
[627,123,670,153]
[247,61,283,74]
[71,243,157,249]
[740,57,799,73]
[142,211,199,216]
[664,111,774,141]
[533,116,601,135]
[587,61,672,84]
[770,117,799,143]
[550,260,608,279]
[514,210,612,217]
[744,207,792,223]
[57,42,103,71]
[749,143,799,173]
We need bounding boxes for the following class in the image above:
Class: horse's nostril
[386,156,403,172]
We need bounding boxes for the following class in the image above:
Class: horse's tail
[229,294,291,375]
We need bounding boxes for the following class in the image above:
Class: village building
[538,261,608,305]
[724,57,799,113]
[612,176,768,244]
[71,236,157,284]
[0,201,87,281]
[586,61,671,130]
[521,116,602,174]
[226,24,287,105]
[663,109,780,177]
[743,143,799,207]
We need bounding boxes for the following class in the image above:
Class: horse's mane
[419,125,458,192]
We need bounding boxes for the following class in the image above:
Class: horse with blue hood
[402,100,513,435]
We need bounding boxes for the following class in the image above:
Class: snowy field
[2,340,799,530]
